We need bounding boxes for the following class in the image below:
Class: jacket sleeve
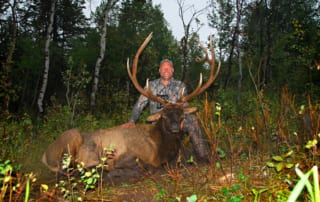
[129,93,149,123]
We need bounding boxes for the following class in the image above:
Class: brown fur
[41,129,82,172]
[42,105,197,173]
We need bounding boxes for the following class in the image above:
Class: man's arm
[129,94,149,122]
[122,94,149,128]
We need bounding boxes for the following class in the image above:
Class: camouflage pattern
[183,113,209,160]
[129,77,209,161]
[129,78,186,121]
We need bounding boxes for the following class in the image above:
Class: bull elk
[42,33,220,174]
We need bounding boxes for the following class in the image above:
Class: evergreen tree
[102,0,179,100]
[242,0,320,96]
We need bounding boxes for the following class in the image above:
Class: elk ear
[183,106,198,114]
[146,112,162,122]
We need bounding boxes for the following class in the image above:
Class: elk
[42,33,220,173]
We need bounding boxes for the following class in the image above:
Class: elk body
[42,129,83,172]
[42,104,197,172]
[42,33,220,174]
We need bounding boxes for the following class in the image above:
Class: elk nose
[170,122,181,133]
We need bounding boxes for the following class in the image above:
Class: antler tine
[127,33,168,105]
[182,35,221,102]
[179,73,203,102]
[195,38,210,64]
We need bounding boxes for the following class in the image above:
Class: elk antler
[127,33,220,105]
[180,35,221,102]
[127,33,168,105]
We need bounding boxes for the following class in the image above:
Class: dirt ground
[28,156,273,202]
[14,136,286,201]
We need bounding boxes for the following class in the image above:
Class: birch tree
[225,0,244,89]
[234,0,245,104]
[208,0,245,89]
[90,0,119,111]
[37,0,57,113]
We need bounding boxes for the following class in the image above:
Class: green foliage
[184,33,209,87]
[0,160,14,202]
[0,160,36,202]
[208,0,235,58]
[0,114,34,161]
[1,0,319,117]
[0,85,319,200]
[13,37,43,109]
[219,184,244,202]
[41,97,105,133]
[96,87,133,125]
[61,56,92,124]
[288,165,320,202]
[266,150,295,172]
[41,100,74,132]
[80,168,100,193]
[155,187,167,200]
[251,188,268,202]
[237,0,320,94]
[51,145,115,201]
[186,194,197,202]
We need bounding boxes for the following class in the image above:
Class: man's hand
[121,122,136,128]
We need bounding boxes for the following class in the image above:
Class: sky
[85,0,212,42]
[152,0,212,41]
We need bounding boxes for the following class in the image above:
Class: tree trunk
[90,0,117,111]
[37,0,57,113]
[1,0,17,115]
[180,35,189,82]
[223,0,244,90]
[223,33,236,89]
[177,0,205,82]
[237,50,243,104]
[258,1,265,89]
[264,0,272,84]
[236,0,244,104]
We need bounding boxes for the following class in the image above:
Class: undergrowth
[0,87,319,201]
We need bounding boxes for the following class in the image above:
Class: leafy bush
[0,113,34,161]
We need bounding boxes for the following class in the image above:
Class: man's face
[159,61,174,81]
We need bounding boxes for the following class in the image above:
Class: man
[122,59,209,162]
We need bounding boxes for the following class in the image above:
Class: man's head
[159,59,174,81]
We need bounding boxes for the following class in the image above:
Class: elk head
[127,32,220,124]
[146,103,197,133]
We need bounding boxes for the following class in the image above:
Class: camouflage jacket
[129,77,187,123]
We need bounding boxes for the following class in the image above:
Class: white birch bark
[90,0,117,110]
[37,0,57,113]
[236,0,244,104]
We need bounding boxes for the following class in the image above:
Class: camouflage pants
[183,113,209,161]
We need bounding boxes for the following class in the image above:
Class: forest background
[0,0,320,200]
[1,0,319,119]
